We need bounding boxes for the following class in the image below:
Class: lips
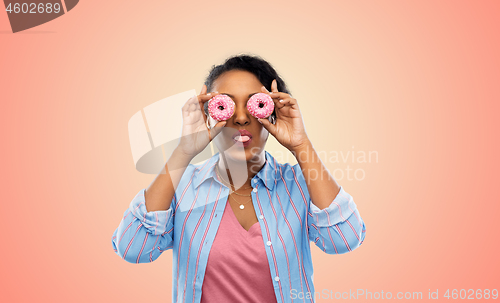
[232,129,253,146]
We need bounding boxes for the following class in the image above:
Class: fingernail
[207,93,211,96]
[258,119,263,124]
[279,99,284,103]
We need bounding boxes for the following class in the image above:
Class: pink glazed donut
[247,93,275,119]
[207,94,235,121]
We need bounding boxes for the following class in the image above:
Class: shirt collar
[194,150,276,191]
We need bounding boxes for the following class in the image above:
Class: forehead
[212,70,263,92]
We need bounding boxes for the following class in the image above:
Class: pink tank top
[200,200,278,303]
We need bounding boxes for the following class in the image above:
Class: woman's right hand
[176,84,227,159]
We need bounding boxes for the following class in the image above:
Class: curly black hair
[203,54,291,122]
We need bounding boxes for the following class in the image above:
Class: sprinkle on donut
[247,93,274,119]
[207,94,235,121]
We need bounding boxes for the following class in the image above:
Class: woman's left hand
[258,79,310,152]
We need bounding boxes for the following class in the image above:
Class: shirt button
[274,276,280,282]
[253,188,258,193]
[253,179,258,183]
[259,215,264,220]
[266,241,272,246]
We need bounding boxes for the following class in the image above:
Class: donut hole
[258,102,264,108]
[218,105,225,110]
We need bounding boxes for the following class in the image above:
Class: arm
[244,80,366,254]
[292,140,340,210]
[112,85,225,263]
[144,147,194,212]
[111,147,194,263]
[292,141,366,254]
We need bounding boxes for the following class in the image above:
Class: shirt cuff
[309,186,356,227]
[128,188,174,236]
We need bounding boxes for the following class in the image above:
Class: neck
[217,151,266,189]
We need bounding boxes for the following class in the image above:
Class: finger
[182,98,190,111]
[279,99,290,107]
[199,91,220,120]
[198,91,220,103]
[277,97,300,111]
[278,97,294,105]
[188,102,198,112]
[271,79,279,93]
[209,120,227,141]
[258,117,277,137]
[198,93,219,122]
[269,91,290,100]
[261,86,276,104]
[267,93,291,110]
[262,84,287,109]
[183,95,198,110]
[274,97,289,109]
[200,84,207,95]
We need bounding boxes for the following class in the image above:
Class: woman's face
[208,70,271,163]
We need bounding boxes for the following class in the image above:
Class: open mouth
[232,129,253,147]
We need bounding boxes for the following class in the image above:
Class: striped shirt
[112,150,366,303]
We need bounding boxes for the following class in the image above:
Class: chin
[216,141,261,162]
[220,144,249,161]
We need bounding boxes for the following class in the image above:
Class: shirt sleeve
[307,186,366,254]
[289,163,366,254]
[111,188,176,263]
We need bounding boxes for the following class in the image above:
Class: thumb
[258,118,277,136]
[200,84,207,95]
[209,120,227,140]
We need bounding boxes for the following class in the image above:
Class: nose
[232,103,250,126]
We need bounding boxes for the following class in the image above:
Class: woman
[112,54,366,303]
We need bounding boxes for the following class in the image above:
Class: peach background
[1,0,499,302]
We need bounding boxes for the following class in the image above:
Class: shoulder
[266,151,305,186]
[180,152,219,182]
[264,150,294,174]
[276,162,304,184]
[268,154,311,208]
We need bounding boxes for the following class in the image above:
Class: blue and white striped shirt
[112,150,366,303]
